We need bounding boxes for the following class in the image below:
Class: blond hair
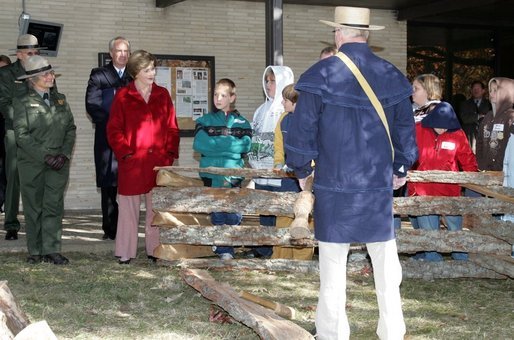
[282,84,298,104]
[414,74,442,101]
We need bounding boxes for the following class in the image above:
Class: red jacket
[408,124,477,197]
[107,82,180,195]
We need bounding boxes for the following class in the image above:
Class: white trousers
[316,239,406,340]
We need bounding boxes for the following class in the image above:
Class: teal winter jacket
[193,110,252,187]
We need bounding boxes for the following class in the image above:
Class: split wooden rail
[152,166,514,280]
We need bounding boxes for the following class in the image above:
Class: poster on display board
[98,53,215,136]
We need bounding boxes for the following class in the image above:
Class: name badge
[441,141,455,150]
[493,124,504,132]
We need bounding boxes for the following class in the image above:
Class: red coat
[408,124,477,197]
[107,82,179,195]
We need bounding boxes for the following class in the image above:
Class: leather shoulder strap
[336,51,394,160]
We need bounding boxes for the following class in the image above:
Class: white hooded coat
[248,65,294,176]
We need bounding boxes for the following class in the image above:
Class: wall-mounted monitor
[21,19,64,57]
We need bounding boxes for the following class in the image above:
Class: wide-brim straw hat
[17,55,58,80]
[9,34,47,51]
[320,6,385,31]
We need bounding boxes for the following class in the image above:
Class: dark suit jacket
[85,62,131,187]
[458,97,491,145]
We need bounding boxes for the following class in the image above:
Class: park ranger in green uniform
[13,55,76,265]
[0,34,45,241]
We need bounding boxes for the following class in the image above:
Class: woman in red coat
[107,50,179,264]
[408,101,477,261]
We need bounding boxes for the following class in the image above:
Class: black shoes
[5,230,18,240]
[102,233,115,240]
[147,255,157,263]
[118,258,131,265]
[43,253,70,265]
[26,255,42,264]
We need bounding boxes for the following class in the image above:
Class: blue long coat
[85,62,131,187]
[285,43,418,243]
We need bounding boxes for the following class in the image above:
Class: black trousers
[101,186,118,239]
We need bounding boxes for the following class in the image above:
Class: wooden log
[13,320,57,340]
[169,258,322,274]
[156,169,204,187]
[155,165,293,178]
[159,224,316,247]
[239,290,296,320]
[153,244,214,260]
[158,167,505,185]
[462,183,514,203]
[394,197,514,215]
[463,215,514,244]
[289,175,314,240]
[401,258,507,279]
[158,225,509,255]
[153,187,514,217]
[0,311,14,339]
[153,186,297,216]
[407,170,503,185]
[395,229,511,255]
[164,258,506,279]
[0,281,30,336]
[469,253,514,278]
[180,268,313,340]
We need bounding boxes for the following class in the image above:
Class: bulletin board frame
[98,53,215,136]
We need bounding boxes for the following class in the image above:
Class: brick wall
[0,0,406,209]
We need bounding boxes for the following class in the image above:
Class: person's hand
[392,174,407,190]
[246,179,255,189]
[44,154,58,169]
[53,154,68,170]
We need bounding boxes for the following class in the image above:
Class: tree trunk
[0,281,30,337]
[180,268,313,340]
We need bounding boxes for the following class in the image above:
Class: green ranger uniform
[12,88,76,256]
[0,60,27,232]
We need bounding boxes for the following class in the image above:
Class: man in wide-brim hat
[0,34,45,242]
[12,55,76,265]
[284,6,417,339]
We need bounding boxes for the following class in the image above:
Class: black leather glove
[44,155,59,169]
[53,154,68,170]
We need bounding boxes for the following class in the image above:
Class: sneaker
[219,253,234,260]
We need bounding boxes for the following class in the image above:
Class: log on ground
[180,268,313,340]
[0,281,30,336]
[163,257,506,279]
[401,258,507,279]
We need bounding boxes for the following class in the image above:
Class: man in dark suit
[85,36,131,240]
[458,80,492,152]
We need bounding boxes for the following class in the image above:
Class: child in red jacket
[408,102,478,261]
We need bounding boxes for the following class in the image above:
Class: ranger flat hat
[17,55,57,80]
[320,6,385,31]
[10,34,46,51]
